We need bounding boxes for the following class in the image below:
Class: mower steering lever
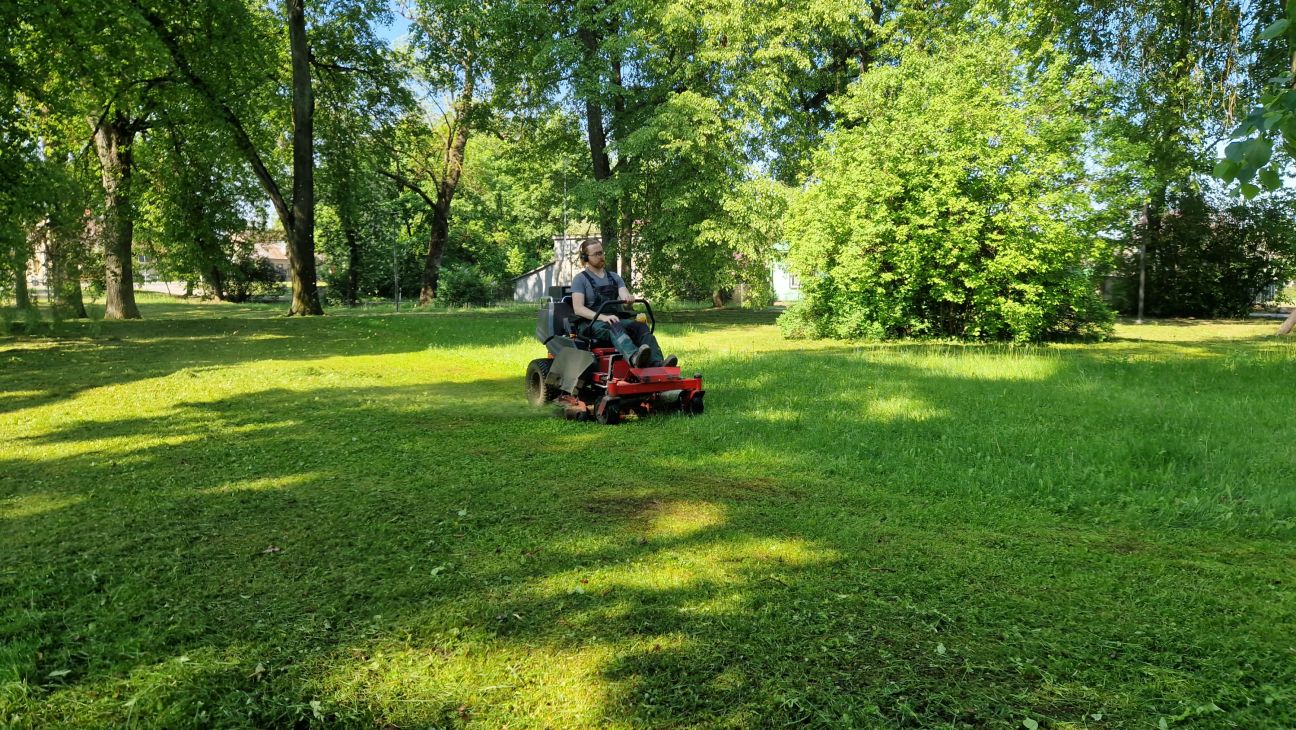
[590,298,655,334]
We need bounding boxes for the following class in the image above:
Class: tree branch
[378,168,437,209]
[135,4,294,232]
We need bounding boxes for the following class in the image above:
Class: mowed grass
[1,299,1294,729]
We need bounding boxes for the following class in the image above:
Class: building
[512,235,596,302]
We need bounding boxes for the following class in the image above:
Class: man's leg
[588,320,642,362]
[623,321,664,364]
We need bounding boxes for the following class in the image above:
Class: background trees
[5,0,1296,336]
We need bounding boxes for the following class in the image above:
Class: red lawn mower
[526,286,704,425]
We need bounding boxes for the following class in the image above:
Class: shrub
[781,20,1113,342]
[226,254,286,302]
[438,264,505,307]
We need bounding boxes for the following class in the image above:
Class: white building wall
[772,260,801,302]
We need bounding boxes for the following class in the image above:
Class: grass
[1,298,1294,729]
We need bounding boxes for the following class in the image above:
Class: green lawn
[2,299,1294,728]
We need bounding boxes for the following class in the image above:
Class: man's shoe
[631,345,653,368]
[661,354,678,368]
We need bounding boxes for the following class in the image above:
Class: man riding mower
[525,240,703,424]
[526,292,704,424]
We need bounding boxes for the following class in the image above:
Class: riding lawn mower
[526,286,704,425]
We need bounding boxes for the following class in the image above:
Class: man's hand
[598,313,620,324]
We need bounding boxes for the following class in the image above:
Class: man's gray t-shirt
[572,269,625,312]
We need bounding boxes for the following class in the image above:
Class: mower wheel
[685,392,704,416]
[596,399,622,425]
[526,359,558,406]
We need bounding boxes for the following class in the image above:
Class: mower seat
[538,295,592,356]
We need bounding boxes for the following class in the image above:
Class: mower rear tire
[526,359,558,407]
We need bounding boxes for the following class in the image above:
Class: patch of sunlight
[0,493,85,520]
[891,350,1063,381]
[645,500,725,540]
[0,389,43,400]
[747,407,801,423]
[532,536,838,599]
[319,641,620,728]
[34,644,248,722]
[866,394,949,422]
[202,472,323,494]
[675,591,752,617]
[1112,319,1281,342]
[11,431,206,463]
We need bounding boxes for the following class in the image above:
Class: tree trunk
[286,0,322,315]
[1278,307,1296,336]
[712,289,726,308]
[420,203,450,305]
[46,228,87,319]
[12,253,31,310]
[94,112,141,320]
[197,237,227,301]
[577,24,618,259]
[419,65,475,306]
[140,6,322,314]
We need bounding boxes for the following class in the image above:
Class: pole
[393,235,400,313]
[1137,202,1149,324]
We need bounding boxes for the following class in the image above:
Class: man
[571,239,677,368]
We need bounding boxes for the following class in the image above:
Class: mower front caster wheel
[596,398,622,425]
[685,392,704,416]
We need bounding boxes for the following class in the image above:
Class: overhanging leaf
[1259,18,1289,40]
[1213,159,1239,181]
[1242,138,1273,168]
[1259,168,1282,191]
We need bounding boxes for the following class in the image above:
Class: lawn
[1,299,1294,728]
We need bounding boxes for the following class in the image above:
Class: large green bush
[782,22,1114,342]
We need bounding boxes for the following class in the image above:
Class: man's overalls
[580,270,664,365]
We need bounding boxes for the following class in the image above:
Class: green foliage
[783,20,1113,342]
[225,247,286,302]
[1116,191,1296,317]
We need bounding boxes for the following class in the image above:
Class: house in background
[512,235,802,303]
[772,260,801,303]
[512,235,597,302]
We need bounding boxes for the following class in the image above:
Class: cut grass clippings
[1,300,1294,728]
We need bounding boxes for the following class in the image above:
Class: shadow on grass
[2,320,1295,727]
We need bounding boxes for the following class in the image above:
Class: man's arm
[572,291,619,323]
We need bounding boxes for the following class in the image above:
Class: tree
[13,0,185,319]
[134,109,264,300]
[1114,190,1296,317]
[139,0,331,315]
[547,0,760,297]
[379,0,540,304]
[782,19,1112,342]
